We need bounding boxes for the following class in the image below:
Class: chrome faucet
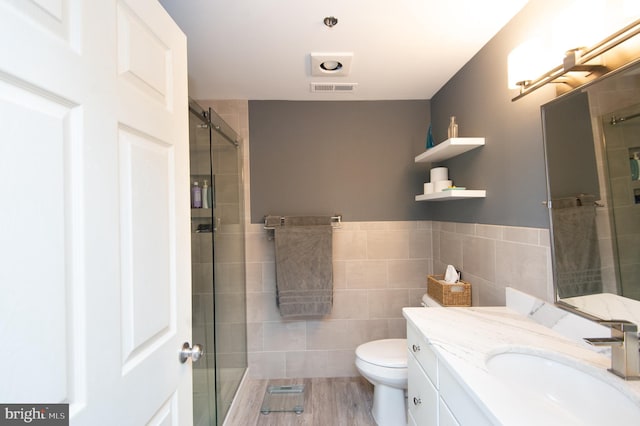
[585,320,640,380]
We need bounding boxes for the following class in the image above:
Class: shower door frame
[188,99,247,425]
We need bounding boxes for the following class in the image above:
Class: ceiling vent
[310,53,353,77]
[310,82,358,93]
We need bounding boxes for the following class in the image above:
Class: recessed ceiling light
[320,61,342,71]
[310,53,353,77]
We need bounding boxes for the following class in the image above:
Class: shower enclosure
[603,102,640,301]
[189,99,247,425]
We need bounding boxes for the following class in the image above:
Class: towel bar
[263,214,342,230]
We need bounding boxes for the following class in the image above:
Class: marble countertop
[561,293,640,328]
[403,306,640,425]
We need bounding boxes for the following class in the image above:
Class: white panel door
[0,0,192,425]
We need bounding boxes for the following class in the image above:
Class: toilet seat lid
[355,339,407,368]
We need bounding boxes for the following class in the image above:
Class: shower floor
[224,376,376,426]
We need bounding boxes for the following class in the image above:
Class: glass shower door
[210,109,247,423]
[189,100,247,425]
[189,103,216,426]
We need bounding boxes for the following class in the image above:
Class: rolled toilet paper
[424,182,435,194]
[435,180,453,192]
[430,167,448,182]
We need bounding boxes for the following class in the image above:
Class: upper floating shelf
[415,137,485,163]
[415,189,486,201]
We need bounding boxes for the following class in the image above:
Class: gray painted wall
[249,100,431,223]
[248,1,578,228]
[428,0,564,228]
[542,91,599,200]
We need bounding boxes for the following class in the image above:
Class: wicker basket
[427,274,471,307]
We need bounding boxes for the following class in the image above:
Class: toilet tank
[421,293,443,307]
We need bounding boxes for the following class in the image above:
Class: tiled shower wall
[587,83,640,301]
[604,114,640,300]
[202,100,554,379]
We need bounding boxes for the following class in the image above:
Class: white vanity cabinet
[438,399,459,426]
[407,323,492,426]
[408,353,437,426]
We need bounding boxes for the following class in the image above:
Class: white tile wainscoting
[244,220,554,379]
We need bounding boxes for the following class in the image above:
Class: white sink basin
[486,351,640,425]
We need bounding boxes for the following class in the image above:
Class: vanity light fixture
[511,18,640,101]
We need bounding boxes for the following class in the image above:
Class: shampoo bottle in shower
[192,181,202,208]
[202,180,209,208]
[209,180,214,209]
[448,116,458,139]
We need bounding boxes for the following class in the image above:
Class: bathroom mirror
[542,59,640,324]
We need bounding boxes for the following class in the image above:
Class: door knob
[179,342,203,363]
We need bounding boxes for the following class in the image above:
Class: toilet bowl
[355,294,442,426]
[355,338,408,426]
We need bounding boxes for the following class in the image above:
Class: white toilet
[355,338,408,426]
[355,293,442,426]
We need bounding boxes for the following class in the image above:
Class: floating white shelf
[415,190,486,201]
[414,137,486,202]
[415,137,485,163]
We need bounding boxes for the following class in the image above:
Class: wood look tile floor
[224,377,377,426]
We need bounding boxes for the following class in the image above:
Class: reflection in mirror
[602,96,640,302]
[543,60,640,322]
[544,91,604,298]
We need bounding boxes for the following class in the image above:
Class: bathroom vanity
[407,320,492,426]
[403,291,640,426]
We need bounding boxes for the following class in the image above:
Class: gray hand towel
[552,202,602,298]
[274,217,333,317]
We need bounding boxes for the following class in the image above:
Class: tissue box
[427,274,471,307]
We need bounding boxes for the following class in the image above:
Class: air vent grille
[310,83,357,93]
